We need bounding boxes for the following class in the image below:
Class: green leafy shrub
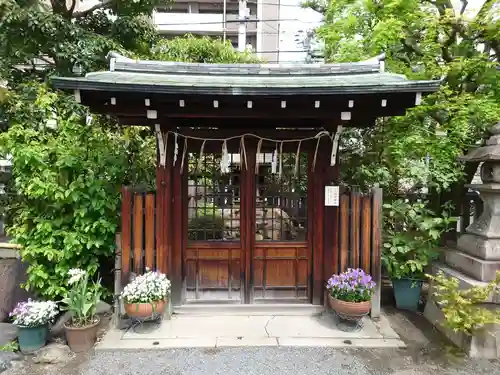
[382,199,454,280]
[428,271,500,335]
[188,215,226,241]
[188,202,225,241]
[0,84,154,299]
[149,35,260,63]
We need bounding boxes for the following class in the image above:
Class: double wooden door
[182,146,311,304]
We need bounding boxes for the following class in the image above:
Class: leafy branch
[428,271,500,335]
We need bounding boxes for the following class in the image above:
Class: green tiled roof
[52,53,441,95]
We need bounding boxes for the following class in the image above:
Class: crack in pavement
[263,316,275,337]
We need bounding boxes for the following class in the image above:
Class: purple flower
[326,268,376,302]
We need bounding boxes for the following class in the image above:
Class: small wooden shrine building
[53,53,440,314]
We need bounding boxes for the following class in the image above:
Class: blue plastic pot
[392,279,423,312]
[17,324,48,354]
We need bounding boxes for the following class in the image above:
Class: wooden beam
[176,128,328,139]
[88,104,406,120]
[117,116,378,128]
[82,91,417,109]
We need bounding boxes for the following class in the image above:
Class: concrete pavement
[96,312,405,350]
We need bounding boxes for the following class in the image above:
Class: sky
[276,0,323,62]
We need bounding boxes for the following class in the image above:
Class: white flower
[121,270,171,303]
[10,300,59,327]
[68,268,86,285]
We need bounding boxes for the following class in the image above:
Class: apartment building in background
[154,0,281,63]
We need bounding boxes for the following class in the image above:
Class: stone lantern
[457,122,500,264]
[424,123,500,358]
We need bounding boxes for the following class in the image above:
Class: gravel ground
[78,347,500,375]
[0,352,20,373]
[2,303,500,375]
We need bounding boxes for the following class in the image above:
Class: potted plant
[121,269,171,318]
[62,268,103,352]
[326,268,376,321]
[382,199,452,311]
[9,299,58,353]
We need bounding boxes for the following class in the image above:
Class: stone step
[445,250,500,282]
[424,295,500,358]
[429,263,500,304]
[173,303,325,316]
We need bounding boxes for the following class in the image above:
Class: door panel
[183,146,246,303]
[184,242,242,302]
[252,150,311,303]
[253,242,309,302]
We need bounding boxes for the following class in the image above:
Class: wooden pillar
[241,138,256,304]
[155,126,173,284]
[312,138,328,305]
[323,139,340,282]
[370,186,383,319]
[120,187,132,285]
[181,151,189,304]
[171,136,184,305]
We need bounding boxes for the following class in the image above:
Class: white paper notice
[324,186,340,207]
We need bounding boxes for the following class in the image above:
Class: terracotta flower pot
[64,316,100,353]
[328,294,371,318]
[124,299,167,318]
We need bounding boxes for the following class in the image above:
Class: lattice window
[187,152,241,241]
[255,152,308,241]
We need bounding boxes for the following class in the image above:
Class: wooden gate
[118,182,382,309]
[182,145,311,304]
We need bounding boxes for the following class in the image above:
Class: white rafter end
[147,110,157,119]
[247,101,252,108]
[179,100,185,107]
[341,111,351,121]
[213,100,219,108]
[145,98,150,107]
[381,99,387,107]
[110,97,116,105]
[281,101,286,108]
[348,100,354,108]
[314,100,320,108]
[74,90,81,103]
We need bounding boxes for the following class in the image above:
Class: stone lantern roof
[459,123,500,163]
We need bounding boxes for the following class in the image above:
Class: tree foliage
[0,0,167,82]
[0,1,258,299]
[307,0,500,198]
[305,0,500,280]
[0,84,154,299]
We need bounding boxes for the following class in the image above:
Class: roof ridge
[105,51,386,76]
